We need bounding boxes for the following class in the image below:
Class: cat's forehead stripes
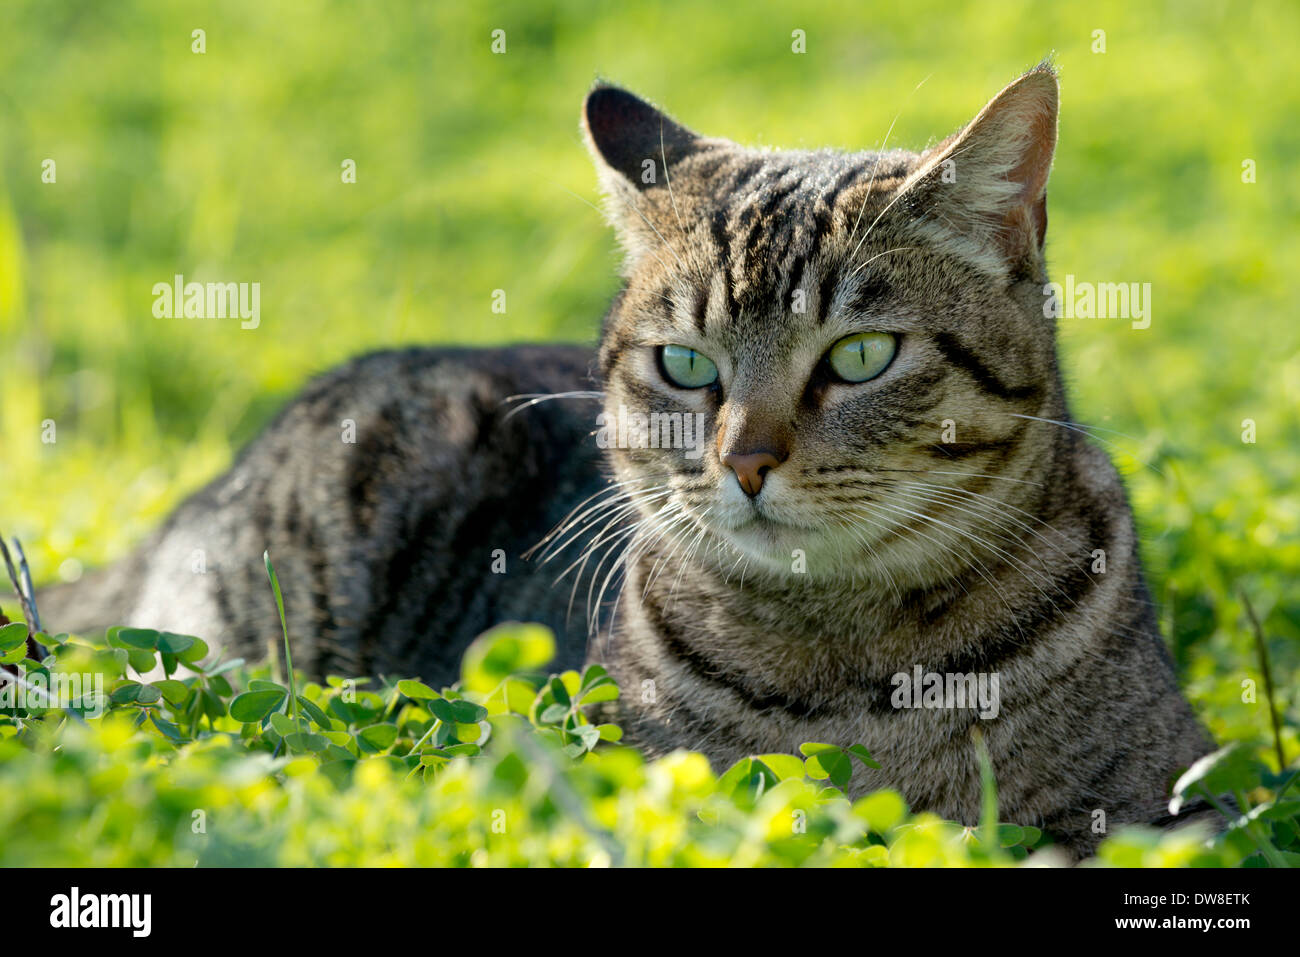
[672,151,911,334]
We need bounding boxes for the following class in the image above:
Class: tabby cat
[36,63,1215,857]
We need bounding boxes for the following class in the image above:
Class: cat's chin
[712,516,851,575]
[720,516,805,551]
[706,513,919,585]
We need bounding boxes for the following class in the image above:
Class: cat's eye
[659,345,719,389]
[826,332,897,383]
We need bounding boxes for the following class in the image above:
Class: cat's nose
[721,450,782,498]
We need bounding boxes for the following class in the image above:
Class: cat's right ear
[582,85,704,194]
[895,62,1059,279]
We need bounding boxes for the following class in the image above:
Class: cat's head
[583,64,1063,584]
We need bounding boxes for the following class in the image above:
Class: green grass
[1,0,1297,865]
[2,616,1291,866]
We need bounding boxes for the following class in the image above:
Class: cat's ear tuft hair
[581,85,719,271]
[582,85,703,193]
[899,62,1059,276]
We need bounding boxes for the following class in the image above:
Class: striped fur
[583,65,1215,858]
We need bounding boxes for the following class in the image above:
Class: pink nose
[721,450,782,498]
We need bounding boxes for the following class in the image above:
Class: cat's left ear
[582,85,706,193]
[898,62,1058,275]
[582,86,721,264]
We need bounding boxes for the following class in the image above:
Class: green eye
[659,345,719,389]
[826,332,897,383]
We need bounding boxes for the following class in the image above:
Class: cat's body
[40,345,605,678]
[36,64,1215,858]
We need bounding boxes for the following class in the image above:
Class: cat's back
[42,343,608,682]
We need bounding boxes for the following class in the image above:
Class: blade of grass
[264,551,298,722]
[972,726,998,852]
[1275,766,1299,800]
[1198,785,1287,868]
[1240,588,1286,771]
[12,538,42,634]
[0,536,47,661]
[0,537,38,632]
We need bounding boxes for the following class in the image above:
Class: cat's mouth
[711,509,829,559]
[702,489,898,571]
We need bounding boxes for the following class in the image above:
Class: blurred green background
[1,1,1296,759]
